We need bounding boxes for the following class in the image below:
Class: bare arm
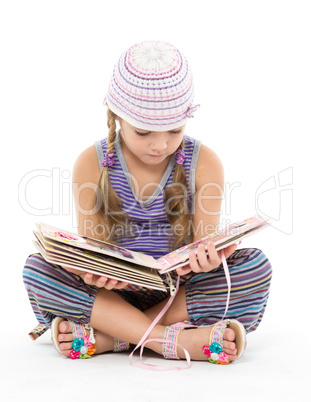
[62,145,128,290]
[72,145,101,237]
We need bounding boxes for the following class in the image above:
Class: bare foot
[57,321,114,357]
[178,326,238,361]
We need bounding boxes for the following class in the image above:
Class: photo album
[33,215,270,291]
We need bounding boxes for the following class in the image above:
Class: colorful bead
[67,320,96,360]
[211,353,219,361]
[219,360,230,365]
[83,335,92,348]
[202,345,211,357]
[70,350,80,360]
[87,344,97,356]
[72,338,84,351]
[80,353,92,359]
[80,345,88,355]
[203,340,230,364]
[210,342,222,354]
[218,352,229,363]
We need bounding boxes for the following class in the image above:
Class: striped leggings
[23,248,272,334]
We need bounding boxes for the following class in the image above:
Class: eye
[170,130,182,134]
[135,130,150,136]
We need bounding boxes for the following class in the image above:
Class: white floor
[2,278,310,402]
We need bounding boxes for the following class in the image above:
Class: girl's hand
[175,241,238,276]
[61,266,129,290]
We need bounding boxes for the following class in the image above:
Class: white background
[0,1,310,401]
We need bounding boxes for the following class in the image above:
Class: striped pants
[23,248,272,334]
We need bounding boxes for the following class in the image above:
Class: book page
[157,215,270,272]
[38,223,157,268]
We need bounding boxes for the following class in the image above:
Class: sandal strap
[202,320,232,364]
[68,320,96,344]
[113,338,130,352]
[67,320,97,360]
[209,320,231,347]
[162,326,183,360]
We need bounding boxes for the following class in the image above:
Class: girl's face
[119,119,186,166]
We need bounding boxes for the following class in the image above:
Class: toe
[61,349,72,357]
[60,341,73,351]
[227,353,237,361]
[223,328,236,342]
[223,338,237,360]
[59,320,71,334]
[57,320,74,345]
[223,339,236,351]
[58,333,74,343]
[223,346,237,356]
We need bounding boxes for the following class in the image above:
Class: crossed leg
[57,285,238,361]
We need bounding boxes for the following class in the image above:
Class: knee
[245,248,272,287]
[251,247,272,271]
[23,253,62,291]
[23,253,43,289]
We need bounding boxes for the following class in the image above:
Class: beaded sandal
[130,318,247,370]
[129,251,247,370]
[162,319,247,365]
[50,317,129,359]
[51,317,97,359]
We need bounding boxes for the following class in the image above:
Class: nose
[150,133,168,153]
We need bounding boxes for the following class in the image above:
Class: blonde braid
[164,139,193,250]
[95,108,129,243]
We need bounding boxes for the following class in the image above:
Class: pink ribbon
[129,249,231,371]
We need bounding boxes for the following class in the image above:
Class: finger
[104,279,119,290]
[189,251,202,273]
[223,243,238,259]
[196,244,210,270]
[176,265,192,276]
[83,273,96,285]
[96,276,109,288]
[206,241,221,267]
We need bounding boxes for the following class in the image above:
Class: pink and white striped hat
[106,41,200,131]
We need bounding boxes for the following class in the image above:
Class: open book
[33,215,270,292]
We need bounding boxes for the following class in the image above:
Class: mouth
[148,154,164,157]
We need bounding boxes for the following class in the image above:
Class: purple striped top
[94,130,201,259]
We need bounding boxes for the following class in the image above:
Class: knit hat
[105,41,200,131]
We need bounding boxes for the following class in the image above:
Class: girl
[23,41,272,367]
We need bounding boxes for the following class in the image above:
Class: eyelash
[135,130,182,136]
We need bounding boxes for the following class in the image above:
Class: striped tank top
[94,129,201,259]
